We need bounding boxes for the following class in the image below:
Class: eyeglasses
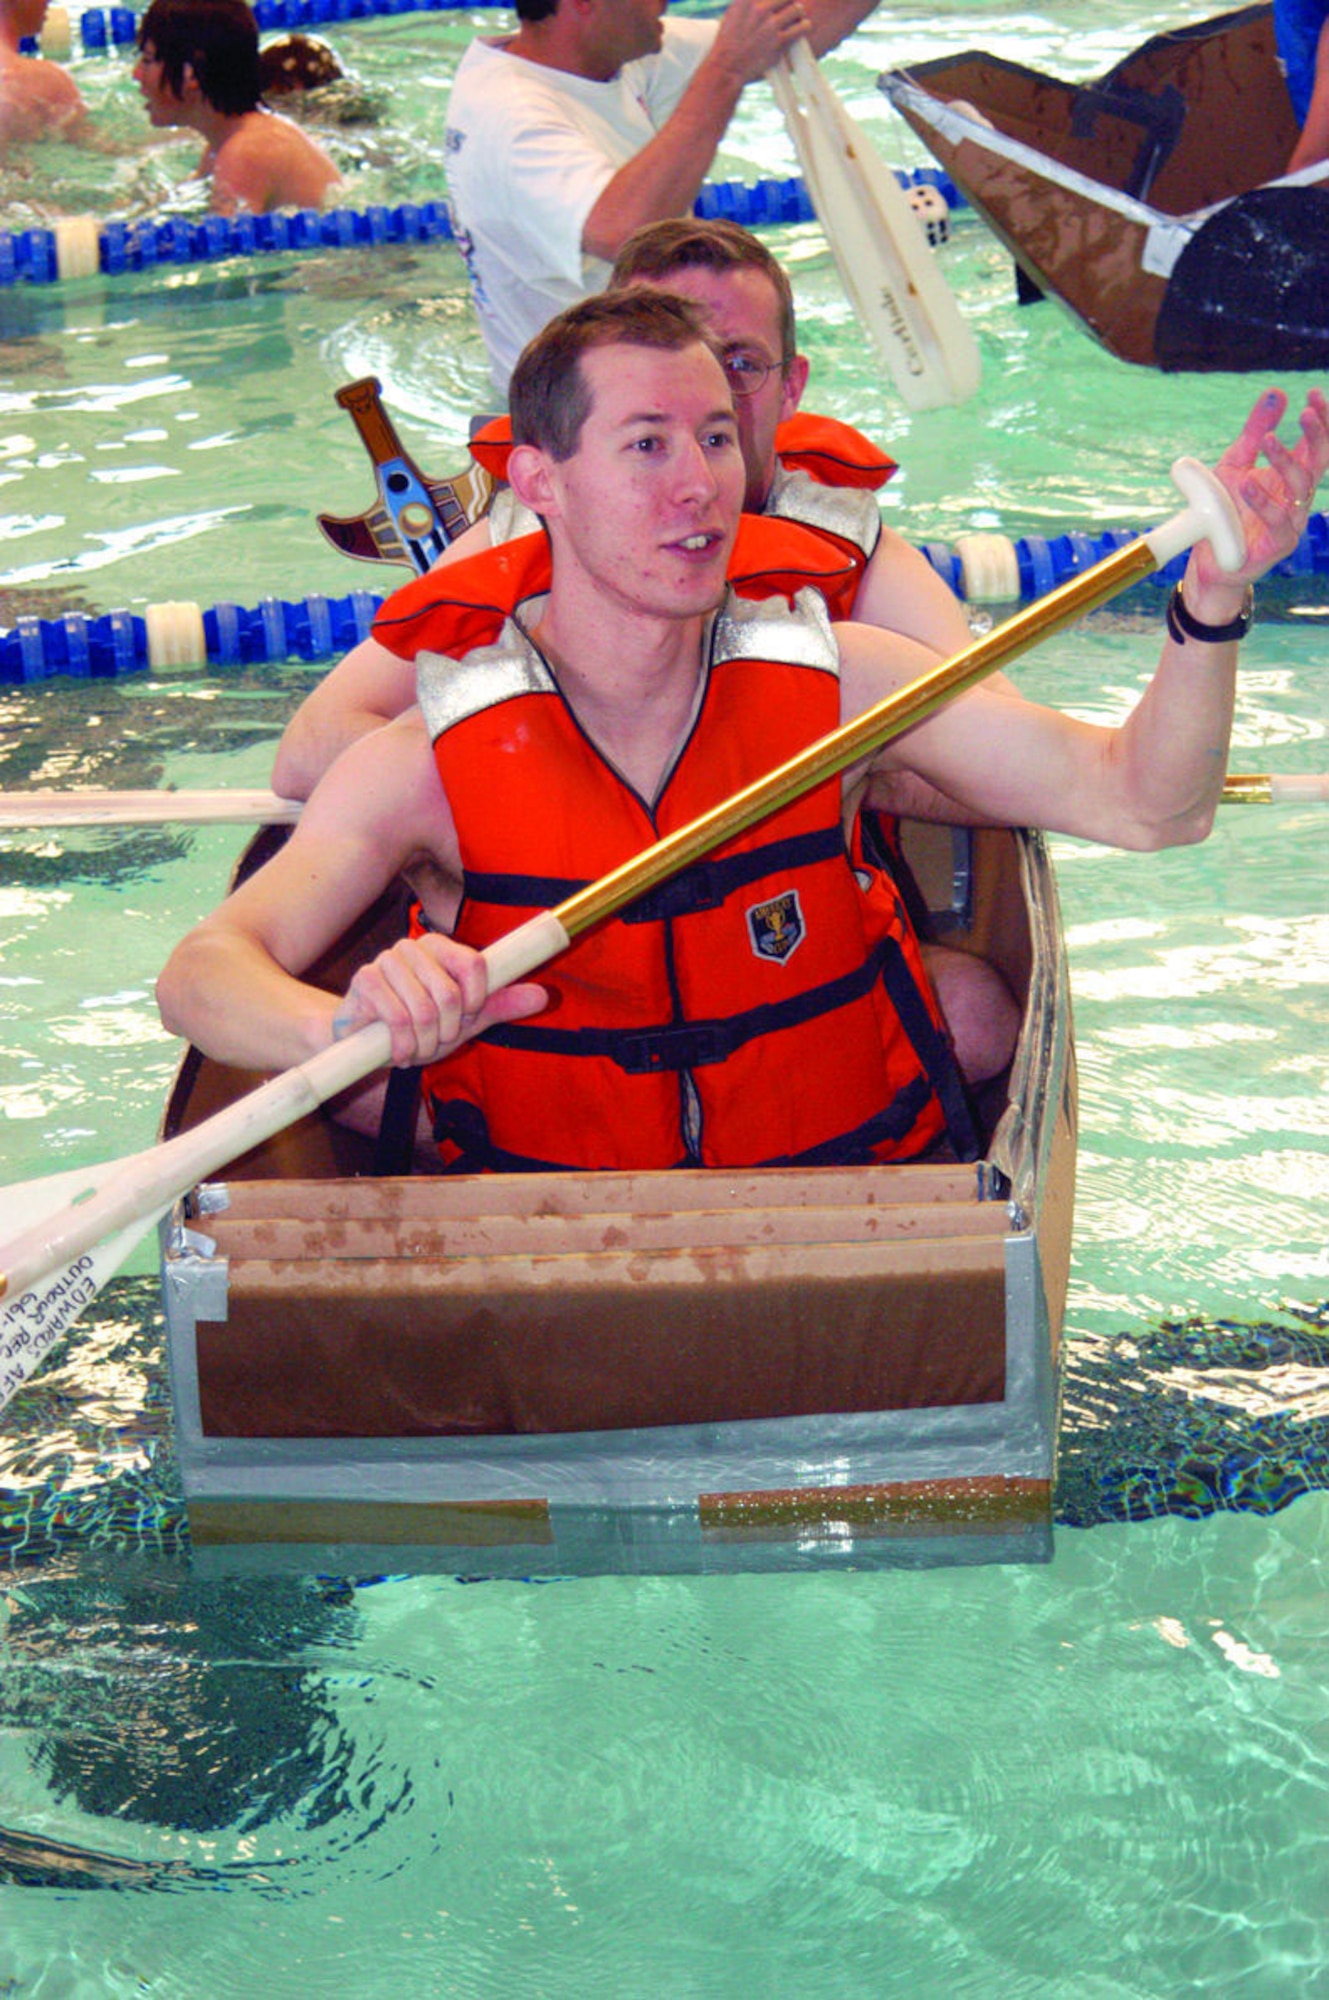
[721,350,782,397]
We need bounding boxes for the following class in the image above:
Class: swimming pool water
[3,1,1329,1990]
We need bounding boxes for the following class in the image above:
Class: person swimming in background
[0,0,93,146]
[133,0,342,214]
[258,32,344,99]
[257,32,381,128]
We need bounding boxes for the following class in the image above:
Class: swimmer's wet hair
[138,0,260,116]
[510,290,723,463]
[258,33,344,97]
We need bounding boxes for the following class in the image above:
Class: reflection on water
[1060,1305,1329,1528]
[2,1505,1328,1992]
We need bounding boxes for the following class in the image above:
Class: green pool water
[2,1,1328,1989]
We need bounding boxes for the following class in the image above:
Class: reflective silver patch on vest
[746,887,806,963]
[416,611,555,740]
[713,585,841,673]
[768,462,882,559]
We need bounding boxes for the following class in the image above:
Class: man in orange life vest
[272,218,1019,1082]
[459,219,1029,1083]
[273,219,971,799]
[159,291,1327,1173]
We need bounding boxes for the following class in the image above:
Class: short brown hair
[609,218,797,367]
[509,290,722,461]
[138,0,260,114]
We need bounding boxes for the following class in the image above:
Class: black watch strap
[1166,581,1254,645]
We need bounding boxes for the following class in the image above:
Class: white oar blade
[0,1149,180,1413]
[0,789,301,830]
[772,41,980,411]
[1,1207,169,1411]
[0,1020,396,1415]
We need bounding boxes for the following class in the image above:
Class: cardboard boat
[159,819,1076,1578]
[881,3,1329,370]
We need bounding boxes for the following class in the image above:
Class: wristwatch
[1166,581,1255,645]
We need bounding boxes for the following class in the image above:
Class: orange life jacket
[373,522,975,1174]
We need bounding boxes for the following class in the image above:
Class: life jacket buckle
[617,1021,728,1073]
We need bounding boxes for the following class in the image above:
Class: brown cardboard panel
[206,1197,1009,1263]
[212,1160,987,1222]
[197,1245,1007,1437]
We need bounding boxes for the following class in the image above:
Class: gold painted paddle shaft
[1220,772,1329,804]
[1221,773,1276,804]
[551,537,1160,943]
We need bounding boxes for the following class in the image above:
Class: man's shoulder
[623,16,717,95]
[449,36,562,106]
[216,111,336,200]
[447,35,590,149]
[3,54,85,129]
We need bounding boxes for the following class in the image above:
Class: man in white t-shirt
[444,0,884,394]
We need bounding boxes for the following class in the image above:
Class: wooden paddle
[3,770,1325,831]
[0,789,303,829]
[0,453,1244,1412]
[769,39,981,412]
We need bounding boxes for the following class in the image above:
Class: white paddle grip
[1146,457,1245,573]
[482,911,572,990]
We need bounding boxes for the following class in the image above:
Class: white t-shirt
[444,18,719,396]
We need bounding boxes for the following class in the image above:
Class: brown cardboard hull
[882,5,1329,370]
[160,822,1076,1577]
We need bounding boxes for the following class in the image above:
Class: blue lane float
[0,169,963,287]
[69,0,984,47]
[0,201,453,285]
[5,515,1328,684]
[76,0,503,45]
[1,590,383,683]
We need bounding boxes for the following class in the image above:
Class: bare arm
[854,525,1021,823]
[582,0,877,260]
[854,525,979,654]
[272,635,423,798]
[0,58,107,148]
[271,517,495,798]
[847,389,1329,849]
[1289,17,1329,171]
[161,712,543,1070]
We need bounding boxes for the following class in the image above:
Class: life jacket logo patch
[746,889,805,963]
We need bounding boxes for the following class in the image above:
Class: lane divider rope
[0,169,962,286]
[6,514,1327,683]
